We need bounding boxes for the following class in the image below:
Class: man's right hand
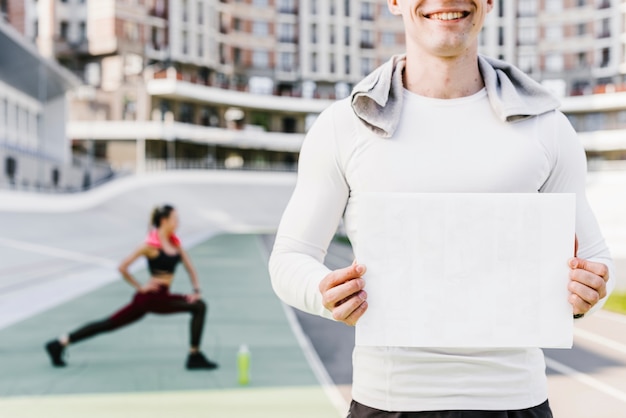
[319,263,368,326]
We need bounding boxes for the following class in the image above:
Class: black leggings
[69,286,207,347]
[347,400,553,418]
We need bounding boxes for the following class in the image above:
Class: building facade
[0,18,113,191]
[4,0,626,174]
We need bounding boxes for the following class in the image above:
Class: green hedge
[604,291,626,315]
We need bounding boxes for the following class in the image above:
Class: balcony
[278,7,298,14]
[144,68,333,114]
[54,38,89,56]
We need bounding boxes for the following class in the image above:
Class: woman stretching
[45,204,218,370]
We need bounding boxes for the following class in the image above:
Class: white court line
[279,302,349,417]
[594,310,626,325]
[545,357,626,404]
[575,328,626,356]
[256,237,348,417]
[0,237,117,268]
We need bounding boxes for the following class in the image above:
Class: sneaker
[186,351,218,370]
[45,340,66,367]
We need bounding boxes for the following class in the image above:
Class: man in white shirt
[269,1,613,417]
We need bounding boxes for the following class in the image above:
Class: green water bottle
[237,344,250,385]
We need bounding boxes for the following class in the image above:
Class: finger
[331,292,367,323]
[569,258,609,281]
[343,299,368,326]
[322,278,365,309]
[320,264,366,292]
[569,292,592,315]
[568,280,601,307]
[570,267,608,294]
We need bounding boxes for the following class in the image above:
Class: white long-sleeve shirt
[269,88,615,412]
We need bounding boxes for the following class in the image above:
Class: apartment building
[480,0,624,97]
[5,0,626,173]
[0,19,114,191]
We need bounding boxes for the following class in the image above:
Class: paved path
[0,172,343,418]
[1,170,626,418]
[0,234,341,418]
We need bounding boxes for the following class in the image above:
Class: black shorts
[347,399,553,418]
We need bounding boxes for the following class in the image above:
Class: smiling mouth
[424,11,470,21]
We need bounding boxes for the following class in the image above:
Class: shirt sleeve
[539,111,615,316]
[269,103,350,319]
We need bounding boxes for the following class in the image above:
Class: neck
[158,228,172,239]
[403,49,484,99]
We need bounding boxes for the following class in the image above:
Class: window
[545,0,561,12]
[600,48,610,67]
[180,103,194,124]
[279,52,295,72]
[311,52,318,72]
[198,34,203,57]
[329,25,335,44]
[361,2,374,20]
[253,21,269,36]
[60,21,69,40]
[278,0,296,13]
[360,30,374,48]
[345,55,350,75]
[545,25,562,40]
[79,22,86,41]
[361,57,373,76]
[344,0,350,16]
[380,4,394,17]
[382,32,395,45]
[198,2,203,24]
[577,52,587,68]
[330,53,336,73]
[577,23,586,36]
[517,54,536,74]
[545,53,563,72]
[182,31,188,54]
[517,0,537,16]
[311,0,317,15]
[311,24,317,44]
[253,0,268,6]
[252,50,269,68]
[278,23,295,43]
[598,18,610,38]
[518,26,536,45]
[344,26,350,46]
[586,113,606,131]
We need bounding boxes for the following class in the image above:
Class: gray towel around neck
[350,54,561,138]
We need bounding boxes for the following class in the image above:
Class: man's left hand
[568,257,609,316]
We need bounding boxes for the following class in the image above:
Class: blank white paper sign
[353,193,576,348]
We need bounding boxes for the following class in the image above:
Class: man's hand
[319,263,368,326]
[568,235,609,316]
[568,257,609,315]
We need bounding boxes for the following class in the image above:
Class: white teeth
[429,12,465,21]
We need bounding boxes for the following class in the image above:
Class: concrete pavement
[1,169,626,417]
